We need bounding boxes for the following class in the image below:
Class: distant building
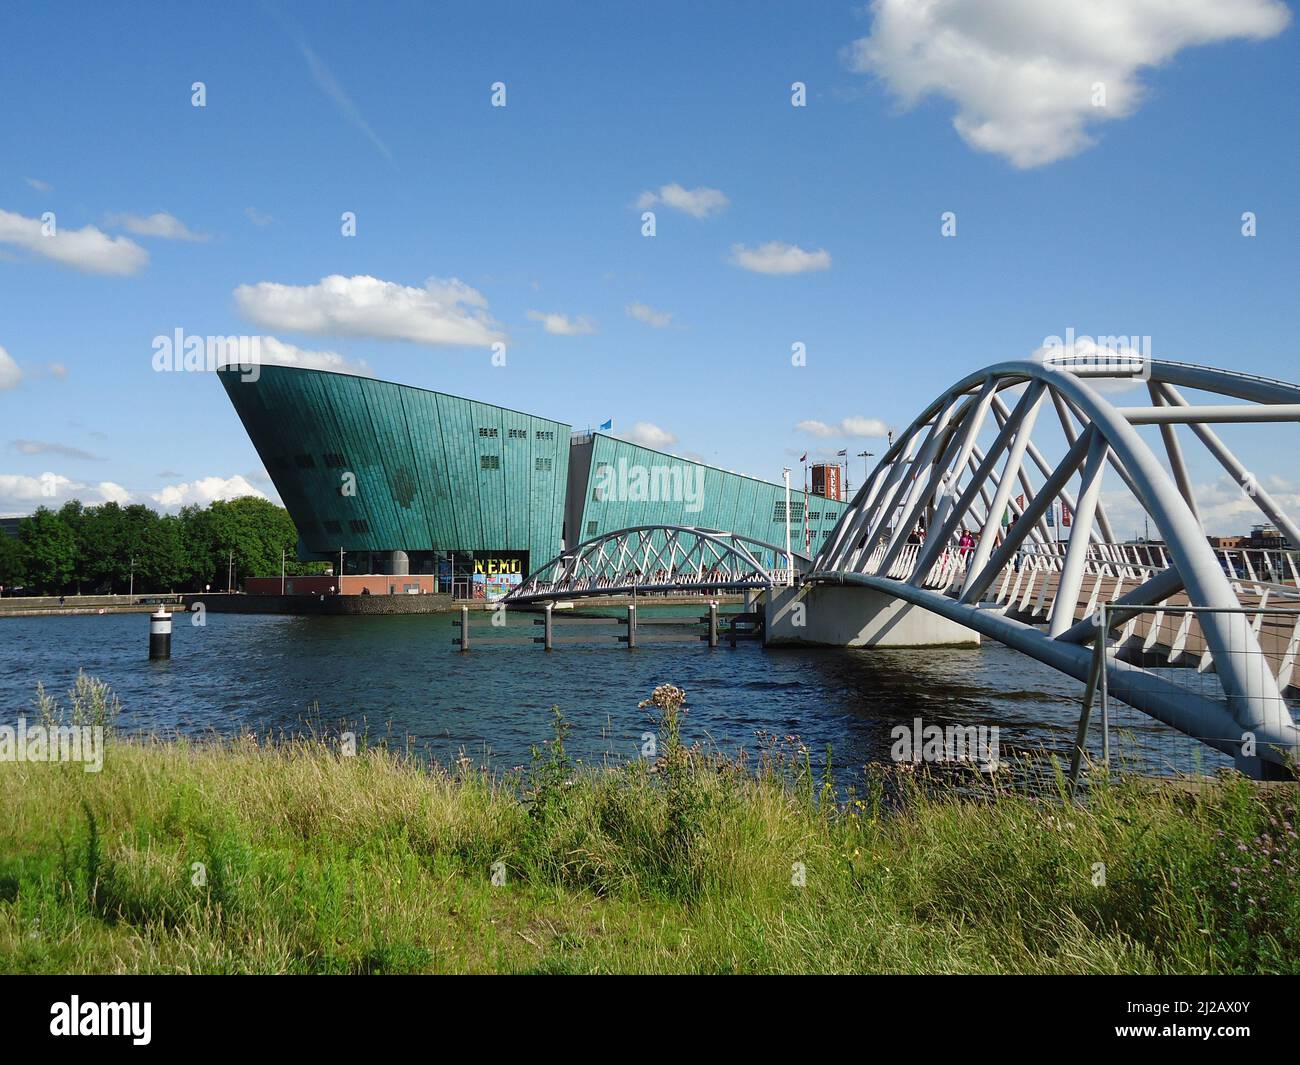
[0,517,23,540]
[810,463,844,502]
[218,366,850,591]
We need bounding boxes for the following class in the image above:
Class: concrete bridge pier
[764,583,979,649]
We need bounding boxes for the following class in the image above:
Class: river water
[0,609,1224,781]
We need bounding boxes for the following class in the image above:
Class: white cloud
[730,241,830,275]
[840,416,891,438]
[97,481,131,504]
[527,310,596,336]
[234,274,504,347]
[25,177,52,193]
[636,183,730,219]
[1191,473,1300,535]
[626,302,673,328]
[106,211,208,242]
[620,422,678,450]
[0,209,148,275]
[847,0,1291,169]
[0,345,21,390]
[797,416,889,439]
[0,472,74,513]
[248,336,371,376]
[151,474,267,509]
[245,206,274,227]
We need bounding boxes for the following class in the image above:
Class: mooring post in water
[149,607,172,660]
[543,602,553,651]
[626,603,636,649]
[708,601,718,647]
[459,605,470,652]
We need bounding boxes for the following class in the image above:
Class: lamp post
[281,548,286,595]
[856,451,874,497]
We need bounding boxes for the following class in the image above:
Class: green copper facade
[219,366,570,561]
[219,365,849,568]
[568,434,847,561]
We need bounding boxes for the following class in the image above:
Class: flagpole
[782,467,793,586]
[795,460,806,553]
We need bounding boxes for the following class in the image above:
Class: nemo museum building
[218,366,848,596]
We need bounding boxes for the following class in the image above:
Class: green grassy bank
[1,679,1297,974]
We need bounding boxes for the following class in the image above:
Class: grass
[1,677,1297,974]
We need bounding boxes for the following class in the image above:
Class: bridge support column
[764,584,979,648]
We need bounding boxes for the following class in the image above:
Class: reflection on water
[0,609,1228,781]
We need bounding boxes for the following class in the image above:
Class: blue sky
[2,0,1297,536]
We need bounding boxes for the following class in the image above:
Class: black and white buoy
[149,607,172,660]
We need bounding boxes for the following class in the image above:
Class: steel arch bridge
[809,356,1300,777]
[504,526,806,604]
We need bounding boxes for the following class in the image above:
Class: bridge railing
[852,539,1296,599]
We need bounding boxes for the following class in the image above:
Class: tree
[138,513,186,591]
[205,496,303,586]
[19,508,77,594]
[14,496,324,594]
[0,534,26,590]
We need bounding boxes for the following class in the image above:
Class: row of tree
[0,497,327,595]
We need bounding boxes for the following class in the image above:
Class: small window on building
[508,427,527,439]
[294,453,315,469]
[535,430,555,441]
[349,519,369,534]
[586,520,598,536]
[535,457,552,472]
[480,455,500,470]
[323,452,346,468]
[324,520,342,534]
[477,427,499,438]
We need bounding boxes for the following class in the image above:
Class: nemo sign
[473,557,523,576]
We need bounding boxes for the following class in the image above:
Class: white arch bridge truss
[505,526,806,604]
[810,357,1300,777]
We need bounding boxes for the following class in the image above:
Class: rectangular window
[477,427,499,438]
[349,519,369,534]
[480,455,500,470]
[323,452,346,468]
[534,457,552,472]
[535,430,555,441]
[586,520,598,536]
[508,427,527,439]
[324,520,342,534]
[294,453,315,469]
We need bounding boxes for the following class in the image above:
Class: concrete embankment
[0,594,185,619]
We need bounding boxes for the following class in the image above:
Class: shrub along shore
[1,679,1296,974]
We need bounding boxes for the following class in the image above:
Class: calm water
[0,609,1220,779]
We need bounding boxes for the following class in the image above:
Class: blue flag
[599,419,612,430]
